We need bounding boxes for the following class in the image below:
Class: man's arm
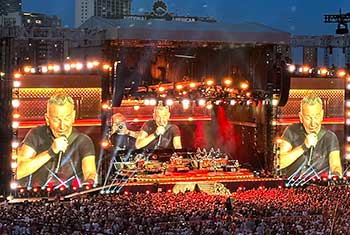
[279,140,306,169]
[173,136,182,149]
[82,155,96,183]
[16,144,52,179]
[329,150,343,176]
[135,130,158,149]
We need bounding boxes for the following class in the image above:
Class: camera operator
[110,113,138,151]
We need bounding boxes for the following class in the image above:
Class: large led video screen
[275,79,345,185]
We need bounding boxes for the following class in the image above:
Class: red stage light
[146,190,150,194]
[167,189,172,193]
[46,187,52,192]
[59,186,65,191]
[19,188,25,193]
[33,187,39,192]
[72,186,78,191]
[124,191,129,195]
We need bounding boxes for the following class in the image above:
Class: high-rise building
[303,47,318,68]
[0,0,22,15]
[75,0,132,28]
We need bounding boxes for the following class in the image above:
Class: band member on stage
[279,95,343,178]
[110,113,138,150]
[135,105,182,150]
[16,94,97,188]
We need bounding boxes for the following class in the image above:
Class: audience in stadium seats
[1,185,350,234]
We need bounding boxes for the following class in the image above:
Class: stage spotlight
[76,63,83,70]
[146,190,150,194]
[10,182,17,190]
[165,99,174,106]
[189,82,196,88]
[13,73,21,79]
[11,141,20,148]
[182,99,190,109]
[144,98,150,106]
[86,62,94,69]
[23,66,31,73]
[198,98,206,106]
[46,187,52,192]
[206,103,213,110]
[12,121,20,129]
[332,175,339,181]
[287,64,296,73]
[101,103,109,110]
[205,78,215,86]
[319,68,328,76]
[240,82,249,90]
[337,69,347,77]
[149,98,157,106]
[64,64,71,71]
[59,186,65,191]
[53,65,60,72]
[223,77,233,86]
[12,99,20,108]
[214,100,222,105]
[230,100,237,106]
[13,81,21,88]
[167,189,172,193]
[102,64,110,70]
[175,84,183,90]
[124,191,129,195]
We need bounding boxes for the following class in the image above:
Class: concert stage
[61,168,284,200]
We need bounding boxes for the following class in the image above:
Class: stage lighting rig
[324,8,350,34]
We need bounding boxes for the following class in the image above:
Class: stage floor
[9,169,284,202]
[127,168,255,184]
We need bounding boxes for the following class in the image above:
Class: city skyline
[22,0,349,36]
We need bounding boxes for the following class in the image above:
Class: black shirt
[281,123,339,178]
[19,125,95,187]
[141,120,181,150]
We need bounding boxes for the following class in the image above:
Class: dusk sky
[22,0,349,36]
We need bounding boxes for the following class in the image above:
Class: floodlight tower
[324,8,350,34]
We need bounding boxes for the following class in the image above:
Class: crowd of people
[1,185,350,234]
